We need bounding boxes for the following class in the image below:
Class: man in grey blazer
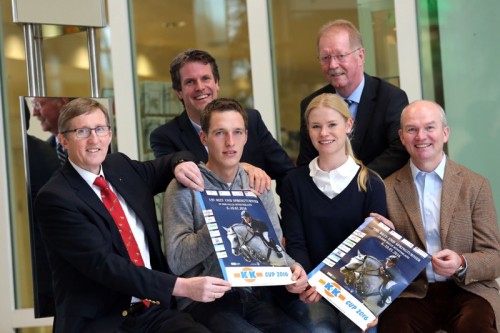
[378,100,500,332]
[297,19,409,178]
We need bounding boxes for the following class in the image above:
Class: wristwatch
[455,254,467,274]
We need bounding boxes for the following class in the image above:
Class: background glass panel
[1,0,113,319]
[417,0,500,221]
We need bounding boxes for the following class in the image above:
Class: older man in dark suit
[377,100,500,332]
[34,98,231,333]
[297,19,409,178]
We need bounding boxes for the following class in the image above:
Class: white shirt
[410,155,446,282]
[337,75,364,119]
[309,156,360,199]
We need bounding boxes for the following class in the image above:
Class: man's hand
[173,276,231,302]
[285,263,308,294]
[174,161,204,191]
[299,285,322,304]
[240,162,271,194]
[432,249,463,277]
[369,213,395,229]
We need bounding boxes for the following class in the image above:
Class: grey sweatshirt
[163,163,294,310]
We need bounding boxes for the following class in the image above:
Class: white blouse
[309,156,360,199]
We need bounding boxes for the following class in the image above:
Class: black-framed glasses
[318,47,361,64]
[61,126,111,138]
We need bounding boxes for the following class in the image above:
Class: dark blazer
[46,134,57,150]
[150,109,294,186]
[34,152,192,333]
[297,73,409,178]
[27,134,61,317]
[385,160,500,329]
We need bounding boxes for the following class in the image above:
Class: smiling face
[399,101,450,172]
[59,108,112,174]
[307,105,353,160]
[201,110,247,182]
[318,28,364,97]
[176,61,220,124]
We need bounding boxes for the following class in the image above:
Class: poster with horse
[196,190,294,287]
[307,217,431,330]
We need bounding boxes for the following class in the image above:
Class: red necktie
[93,176,150,307]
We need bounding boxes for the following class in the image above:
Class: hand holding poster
[196,189,294,287]
[308,217,431,330]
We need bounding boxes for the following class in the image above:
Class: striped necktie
[56,143,67,165]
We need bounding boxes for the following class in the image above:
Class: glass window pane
[1,0,113,316]
[417,0,500,218]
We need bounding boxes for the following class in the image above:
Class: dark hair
[58,98,110,135]
[201,98,248,133]
[387,255,398,263]
[241,210,251,218]
[169,49,220,91]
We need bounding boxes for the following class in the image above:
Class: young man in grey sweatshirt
[163,98,308,333]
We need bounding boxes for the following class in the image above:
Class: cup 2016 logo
[233,267,288,284]
[319,278,346,301]
[233,267,263,283]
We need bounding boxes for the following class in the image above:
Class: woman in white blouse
[280,93,386,333]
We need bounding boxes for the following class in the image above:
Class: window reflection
[2,7,112,316]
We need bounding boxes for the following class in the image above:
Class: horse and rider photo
[306,217,431,329]
[224,210,286,267]
[196,190,293,287]
[339,251,405,315]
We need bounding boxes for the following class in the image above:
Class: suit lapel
[439,160,462,245]
[62,165,111,222]
[351,74,376,153]
[178,111,208,162]
[394,165,428,246]
[62,164,129,256]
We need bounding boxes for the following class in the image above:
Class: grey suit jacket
[385,159,500,328]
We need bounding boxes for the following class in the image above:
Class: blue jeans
[286,298,378,333]
[185,288,307,333]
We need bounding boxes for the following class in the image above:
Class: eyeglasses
[318,48,361,64]
[32,101,47,109]
[61,126,111,138]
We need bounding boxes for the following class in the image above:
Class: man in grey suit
[377,100,500,332]
[297,19,409,178]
